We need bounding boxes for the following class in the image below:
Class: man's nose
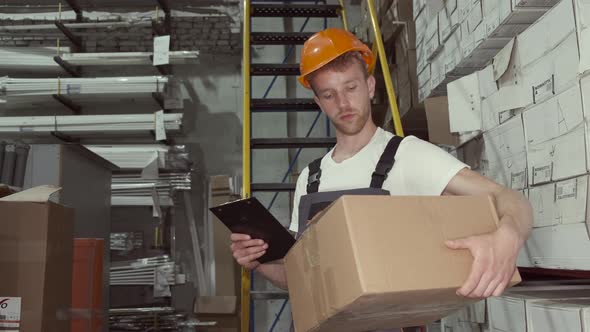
[337,93,351,108]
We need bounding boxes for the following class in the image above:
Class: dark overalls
[297,136,403,234]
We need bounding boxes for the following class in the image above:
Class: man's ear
[367,75,376,99]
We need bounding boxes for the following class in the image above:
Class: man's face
[310,62,376,136]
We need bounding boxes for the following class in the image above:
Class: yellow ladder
[241,1,404,331]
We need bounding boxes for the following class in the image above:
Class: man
[231,28,532,301]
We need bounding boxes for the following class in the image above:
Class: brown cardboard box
[194,296,237,314]
[284,195,521,332]
[0,186,74,332]
[195,176,241,314]
[194,313,239,332]
[210,175,240,297]
[424,96,461,146]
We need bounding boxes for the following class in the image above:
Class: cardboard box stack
[415,0,559,102]
[382,1,422,118]
[442,0,590,271]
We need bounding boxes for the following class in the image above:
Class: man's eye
[323,94,333,99]
[347,85,357,91]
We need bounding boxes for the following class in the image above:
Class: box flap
[0,185,61,202]
[493,38,515,81]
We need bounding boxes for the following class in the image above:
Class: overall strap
[370,136,404,189]
[306,157,323,194]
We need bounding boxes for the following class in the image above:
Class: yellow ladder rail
[367,0,404,137]
[241,0,252,331]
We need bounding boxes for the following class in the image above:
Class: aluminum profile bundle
[109,256,177,286]
[0,75,168,97]
[111,172,191,206]
[109,307,187,331]
[0,20,152,35]
[0,75,183,109]
[62,51,200,66]
[0,113,183,135]
[86,144,191,170]
[0,47,67,74]
[0,49,199,74]
[110,232,143,252]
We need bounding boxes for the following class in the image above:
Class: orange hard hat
[298,28,375,89]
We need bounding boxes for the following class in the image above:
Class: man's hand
[230,233,268,270]
[446,224,520,298]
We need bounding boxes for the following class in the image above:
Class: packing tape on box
[302,228,337,321]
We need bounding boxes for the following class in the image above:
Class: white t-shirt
[289,127,469,233]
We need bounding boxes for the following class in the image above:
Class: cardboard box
[415,5,430,45]
[457,0,475,22]
[501,1,549,24]
[425,25,442,60]
[441,300,485,332]
[528,175,588,228]
[480,86,529,131]
[413,0,426,20]
[430,48,446,89]
[488,295,527,332]
[498,0,590,106]
[439,7,460,42]
[527,298,590,332]
[418,62,431,89]
[211,176,240,296]
[522,223,590,269]
[196,175,241,314]
[466,0,484,34]
[0,185,75,332]
[284,195,521,332]
[193,313,239,332]
[416,39,427,73]
[481,115,527,190]
[489,287,590,332]
[445,0,458,15]
[460,20,476,59]
[447,64,496,133]
[424,96,460,146]
[193,296,237,314]
[444,27,462,74]
[523,83,586,185]
[580,74,590,170]
[447,71,482,133]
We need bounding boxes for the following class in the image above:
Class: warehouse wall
[0,1,364,330]
[0,11,241,54]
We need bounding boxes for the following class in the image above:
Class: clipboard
[210,197,296,264]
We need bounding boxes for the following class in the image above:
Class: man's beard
[333,107,371,135]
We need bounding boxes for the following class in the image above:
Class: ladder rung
[251,98,319,112]
[251,183,296,192]
[251,64,300,76]
[250,290,289,300]
[251,137,336,149]
[251,32,314,45]
[251,4,341,18]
